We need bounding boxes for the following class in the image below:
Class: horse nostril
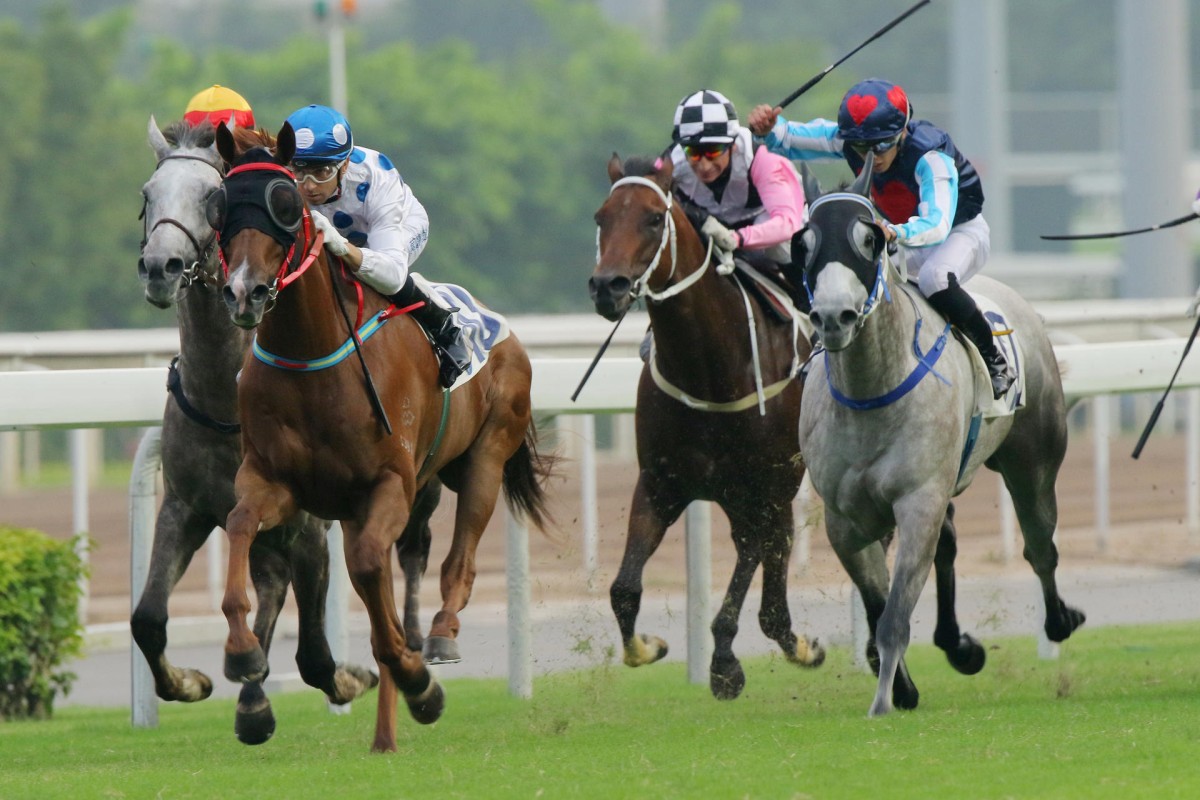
[809,311,822,329]
[163,257,185,277]
[250,285,271,306]
[838,310,858,327]
[222,286,236,307]
[608,276,631,297]
[137,258,148,280]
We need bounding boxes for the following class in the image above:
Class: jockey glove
[1192,187,1200,217]
[701,217,740,253]
[310,209,350,256]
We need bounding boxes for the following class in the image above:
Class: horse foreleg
[869,497,944,717]
[130,496,215,702]
[709,534,758,700]
[234,537,291,745]
[931,502,986,675]
[611,474,685,667]
[397,480,439,655]
[344,485,443,753]
[222,466,295,689]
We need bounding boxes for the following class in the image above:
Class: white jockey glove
[1188,284,1200,318]
[310,209,350,256]
[701,216,740,253]
[1192,187,1200,217]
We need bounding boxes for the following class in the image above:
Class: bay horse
[588,154,824,700]
[134,116,377,745]
[796,158,1086,717]
[213,123,553,752]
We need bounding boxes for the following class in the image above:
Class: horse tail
[502,422,558,532]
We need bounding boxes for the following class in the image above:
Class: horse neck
[825,280,920,399]
[647,207,772,395]
[256,251,360,361]
[175,261,251,415]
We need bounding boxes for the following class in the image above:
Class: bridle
[598,176,716,303]
[139,153,225,288]
[804,192,893,329]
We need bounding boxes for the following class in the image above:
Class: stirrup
[986,354,1014,399]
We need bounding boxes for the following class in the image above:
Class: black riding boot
[389,276,471,388]
[927,274,1014,399]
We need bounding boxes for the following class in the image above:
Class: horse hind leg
[746,506,825,672]
[233,538,291,745]
[611,475,685,668]
[994,452,1086,642]
[931,503,986,675]
[130,498,215,703]
[709,539,757,700]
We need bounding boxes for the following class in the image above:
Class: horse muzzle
[137,254,186,309]
[808,307,859,352]
[588,273,633,321]
[222,279,272,329]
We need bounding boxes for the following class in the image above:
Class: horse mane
[162,119,215,149]
[230,127,277,158]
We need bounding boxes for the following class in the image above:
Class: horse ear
[850,152,874,196]
[275,122,296,166]
[148,115,171,161]
[651,150,674,193]
[215,121,237,165]
[799,162,822,205]
[607,152,624,183]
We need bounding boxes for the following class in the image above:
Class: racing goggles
[291,160,342,185]
[683,143,731,162]
[849,134,902,156]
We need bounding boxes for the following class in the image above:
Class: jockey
[748,78,1014,399]
[670,89,807,302]
[284,104,470,388]
[183,85,256,129]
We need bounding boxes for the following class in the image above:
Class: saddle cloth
[426,281,511,391]
[961,289,1026,419]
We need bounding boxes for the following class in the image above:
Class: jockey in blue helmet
[747,79,1013,399]
[284,104,470,388]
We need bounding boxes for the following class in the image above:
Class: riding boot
[389,275,471,388]
[926,274,1014,399]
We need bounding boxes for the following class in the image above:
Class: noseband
[598,176,715,303]
[139,153,225,287]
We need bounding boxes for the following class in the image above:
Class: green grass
[4,623,1200,799]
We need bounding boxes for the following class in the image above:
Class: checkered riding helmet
[672,89,740,146]
[286,104,354,162]
[836,78,912,142]
[183,85,255,129]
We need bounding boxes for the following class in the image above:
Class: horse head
[796,152,891,351]
[139,116,225,308]
[212,122,309,329]
[590,152,701,321]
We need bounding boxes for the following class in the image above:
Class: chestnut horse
[588,154,824,700]
[212,123,553,752]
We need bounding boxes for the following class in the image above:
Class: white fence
[4,340,1200,717]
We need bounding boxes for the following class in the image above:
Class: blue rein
[826,317,952,410]
[253,309,393,371]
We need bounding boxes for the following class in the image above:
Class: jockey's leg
[927,273,1013,399]
[389,273,471,388]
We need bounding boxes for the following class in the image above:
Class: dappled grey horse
[795,158,1085,717]
[134,116,416,744]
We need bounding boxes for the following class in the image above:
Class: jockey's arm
[886,151,959,248]
[759,117,844,162]
[350,175,431,296]
[737,151,806,250]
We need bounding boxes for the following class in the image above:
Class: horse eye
[204,187,226,230]
[645,212,664,229]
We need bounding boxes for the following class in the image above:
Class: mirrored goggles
[683,143,731,163]
[849,134,902,156]
[291,161,341,185]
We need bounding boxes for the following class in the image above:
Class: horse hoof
[1046,604,1087,643]
[161,668,213,702]
[225,648,269,685]
[424,636,462,665]
[406,677,445,725]
[893,684,920,711]
[947,634,986,676]
[623,634,669,667]
[710,656,745,701]
[235,700,276,745]
[329,663,380,704]
[788,637,826,669]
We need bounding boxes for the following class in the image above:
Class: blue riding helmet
[836,78,912,143]
[286,104,354,162]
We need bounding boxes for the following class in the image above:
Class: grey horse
[795,159,1085,717]
[134,116,398,744]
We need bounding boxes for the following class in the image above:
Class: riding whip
[327,256,394,435]
[1041,212,1198,242]
[1131,312,1200,459]
[571,307,628,403]
[775,0,932,110]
